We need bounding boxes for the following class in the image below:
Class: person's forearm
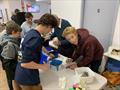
[21,61,46,70]
[42,46,49,55]
[76,57,93,67]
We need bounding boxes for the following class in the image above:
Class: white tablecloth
[40,69,107,90]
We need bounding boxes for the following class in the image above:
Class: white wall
[9,0,21,14]
[51,0,83,28]
[83,0,119,51]
[31,2,51,19]
[0,0,11,22]
[112,4,120,49]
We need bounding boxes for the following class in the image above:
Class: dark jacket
[11,12,26,26]
[11,15,18,24]
[72,28,104,67]
[51,19,71,45]
[0,35,19,69]
[1,36,19,60]
[51,19,74,57]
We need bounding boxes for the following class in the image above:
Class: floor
[0,61,117,90]
[0,61,9,90]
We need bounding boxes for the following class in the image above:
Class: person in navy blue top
[15,13,57,90]
[50,15,75,58]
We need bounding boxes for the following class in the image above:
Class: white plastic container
[75,67,95,84]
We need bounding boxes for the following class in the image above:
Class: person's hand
[53,40,61,46]
[66,62,77,70]
[48,53,55,60]
[52,37,61,46]
[42,63,49,71]
[66,58,73,64]
[44,34,51,41]
[69,63,78,70]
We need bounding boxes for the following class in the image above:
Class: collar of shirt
[52,19,62,33]
[58,18,62,28]
[26,21,35,29]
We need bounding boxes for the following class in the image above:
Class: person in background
[50,15,74,58]
[21,12,35,38]
[11,9,20,24]
[15,13,57,90]
[0,20,22,90]
[62,27,104,73]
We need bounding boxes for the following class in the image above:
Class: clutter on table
[111,49,120,56]
[75,67,95,84]
[50,59,62,71]
[39,47,58,64]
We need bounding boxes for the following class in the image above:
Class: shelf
[104,52,120,61]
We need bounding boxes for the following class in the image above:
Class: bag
[0,41,9,60]
[0,40,18,69]
[0,41,9,69]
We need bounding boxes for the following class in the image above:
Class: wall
[83,0,119,51]
[27,1,51,19]
[9,0,21,14]
[112,4,120,49]
[51,0,84,28]
[0,0,10,22]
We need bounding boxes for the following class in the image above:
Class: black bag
[0,41,8,60]
[0,40,18,69]
[0,41,9,69]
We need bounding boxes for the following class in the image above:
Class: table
[40,68,107,90]
[39,47,107,90]
[104,52,120,61]
[99,52,120,73]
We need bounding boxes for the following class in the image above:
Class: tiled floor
[0,61,117,90]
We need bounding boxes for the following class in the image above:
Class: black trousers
[3,60,17,90]
[87,60,101,73]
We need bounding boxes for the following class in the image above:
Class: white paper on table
[49,40,58,49]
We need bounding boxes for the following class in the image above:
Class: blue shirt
[15,29,43,85]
